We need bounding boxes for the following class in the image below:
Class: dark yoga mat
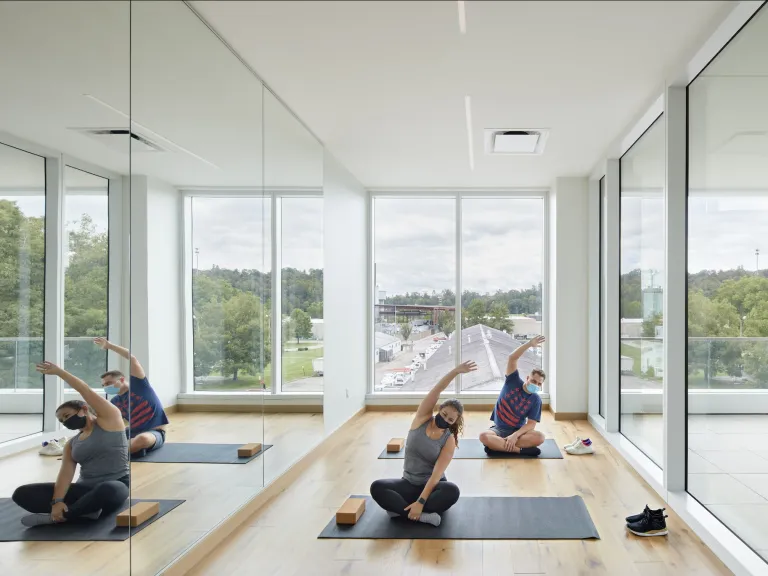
[319,495,599,540]
[0,498,184,542]
[132,443,272,464]
[378,438,563,459]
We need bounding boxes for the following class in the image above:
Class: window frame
[367,188,549,397]
[180,187,323,397]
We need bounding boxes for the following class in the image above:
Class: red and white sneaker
[565,438,594,455]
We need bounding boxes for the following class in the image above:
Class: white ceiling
[0,1,322,189]
[192,0,733,189]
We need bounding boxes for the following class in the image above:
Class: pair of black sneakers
[625,505,668,537]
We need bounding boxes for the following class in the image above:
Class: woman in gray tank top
[370,361,477,527]
[12,361,129,527]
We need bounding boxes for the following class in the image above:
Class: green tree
[400,321,413,342]
[290,308,312,343]
[221,291,268,381]
[642,313,663,338]
[307,301,323,319]
[489,301,513,332]
[437,310,455,337]
[463,299,486,328]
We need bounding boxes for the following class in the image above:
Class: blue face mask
[104,386,120,395]
[525,383,540,395]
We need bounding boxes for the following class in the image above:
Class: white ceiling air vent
[69,128,167,154]
[484,129,549,155]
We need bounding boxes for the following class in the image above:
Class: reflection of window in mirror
[0,143,46,444]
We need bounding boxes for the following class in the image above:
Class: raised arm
[506,335,545,376]
[412,361,477,428]
[36,361,123,429]
[95,337,145,379]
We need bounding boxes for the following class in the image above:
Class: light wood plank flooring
[191,411,733,576]
[0,412,324,576]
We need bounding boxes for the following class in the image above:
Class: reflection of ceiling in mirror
[0,1,322,190]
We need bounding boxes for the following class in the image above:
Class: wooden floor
[191,411,733,576]
[0,412,324,576]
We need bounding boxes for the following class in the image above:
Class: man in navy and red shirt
[480,335,546,456]
[95,338,169,457]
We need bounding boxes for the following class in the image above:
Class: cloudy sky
[6,190,767,296]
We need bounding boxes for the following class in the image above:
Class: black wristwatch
[51,498,65,506]
[418,497,426,505]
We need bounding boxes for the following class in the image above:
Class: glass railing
[619,336,768,390]
[688,337,768,390]
[0,337,107,391]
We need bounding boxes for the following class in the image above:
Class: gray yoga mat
[132,443,272,464]
[0,498,184,542]
[378,438,563,459]
[319,495,599,540]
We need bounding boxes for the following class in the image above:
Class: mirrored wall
[0,1,132,574]
[0,1,326,574]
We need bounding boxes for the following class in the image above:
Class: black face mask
[62,414,87,430]
[434,414,451,429]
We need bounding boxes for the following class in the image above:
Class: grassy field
[195,344,323,391]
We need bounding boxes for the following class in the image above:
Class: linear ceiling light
[457,1,466,34]
[82,93,220,169]
[465,95,474,171]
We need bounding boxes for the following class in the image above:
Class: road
[374,324,542,393]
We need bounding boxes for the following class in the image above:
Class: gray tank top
[70,421,129,487]
[403,419,451,485]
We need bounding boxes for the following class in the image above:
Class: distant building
[375,332,401,363]
[620,318,643,338]
[311,318,324,340]
[642,287,663,320]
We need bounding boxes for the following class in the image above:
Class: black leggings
[12,476,129,520]
[370,478,460,516]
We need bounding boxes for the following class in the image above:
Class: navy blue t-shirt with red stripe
[112,376,169,438]
[491,370,542,430]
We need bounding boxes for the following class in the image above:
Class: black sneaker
[626,510,668,537]
[625,505,665,524]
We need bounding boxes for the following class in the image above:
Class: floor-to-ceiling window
[190,197,271,392]
[459,198,544,392]
[0,143,46,443]
[63,166,109,386]
[687,4,768,561]
[372,194,547,394]
[619,115,665,467]
[372,197,456,392]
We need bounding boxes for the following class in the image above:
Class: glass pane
[687,4,768,563]
[63,167,109,386]
[599,176,606,417]
[0,143,45,443]
[281,198,323,392]
[373,198,455,393]
[460,198,544,392]
[192,197,271,392]
[619,115,665,467]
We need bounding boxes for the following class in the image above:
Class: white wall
[549,177,590,414]
[323,153,367,435]
[129,175,182,409]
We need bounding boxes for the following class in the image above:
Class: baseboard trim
[177,403,322,414]
[549,409,589,421]
[164,404,179,415]
[367,404,495,412]
[159,406,366,575]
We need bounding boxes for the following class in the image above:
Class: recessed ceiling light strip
[465,95,474,171]
[457,1,466,35]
